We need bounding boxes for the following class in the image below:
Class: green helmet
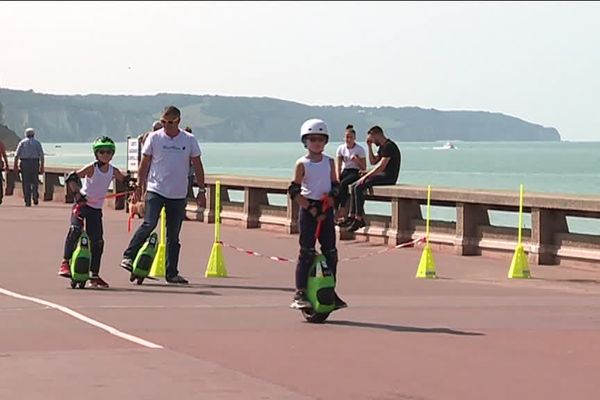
[92,136,116,154]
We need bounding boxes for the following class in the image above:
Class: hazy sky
[1,1,598,140]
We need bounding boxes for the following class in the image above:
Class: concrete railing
[192,177,600,269]
[4,166,129,210]
[5,166,600,268]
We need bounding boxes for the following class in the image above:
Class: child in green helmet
[58,136,129,288]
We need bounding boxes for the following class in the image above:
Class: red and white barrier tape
[104,190,133,200]
[217,236,426,264]
[339,236,426,262]
[217,241,295,263]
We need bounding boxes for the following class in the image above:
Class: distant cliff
[0,89,561,142]
[0,124,20,151]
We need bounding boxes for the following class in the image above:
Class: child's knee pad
[323,248,338,263]
[67,225,82,242]
[299,247,315,264]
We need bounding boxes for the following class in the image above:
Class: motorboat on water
[433,141,457,150]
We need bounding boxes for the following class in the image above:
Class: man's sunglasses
[161,118,180,125]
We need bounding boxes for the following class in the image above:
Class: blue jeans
[123,191,186,278]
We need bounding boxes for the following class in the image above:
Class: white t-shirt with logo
[336,143,366,170]
[142,129,201,199]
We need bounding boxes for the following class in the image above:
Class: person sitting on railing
[346,125,401,232]
[334,124,366,226]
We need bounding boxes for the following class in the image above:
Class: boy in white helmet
[288,118,347,310]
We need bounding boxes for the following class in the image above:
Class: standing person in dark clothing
[346,125,401,232]
[13,128,45,207]
[184,126,196,200]
[0,138,9,205]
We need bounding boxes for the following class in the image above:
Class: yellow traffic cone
[416,243,436,279]
[149,207,166,278]
[205,242,228,278]
[508,244,530,279]
[149,241,166,278]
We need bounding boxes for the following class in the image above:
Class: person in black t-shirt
[346,125,401,232]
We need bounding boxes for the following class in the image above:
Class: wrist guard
[307,199,322,217]
[74,191,87,204]
[65,171,81,187]
[287,182,301,200]
[125,174,137,189]
[328,182,340,199]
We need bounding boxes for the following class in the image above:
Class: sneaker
[337,218,355,228]
[89,275,110,288]
[120,258,133,271]
[33,198,39,205]
[346,218,366,232]
[333,292,348,310]
[290,291,312,309]
[166,275,189,284]
[58,260,71,278]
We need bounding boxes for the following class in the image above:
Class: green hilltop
[0,89,560,142]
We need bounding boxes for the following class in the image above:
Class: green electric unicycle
[300,253,337,323]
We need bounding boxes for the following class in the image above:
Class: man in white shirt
[120,106,207,284]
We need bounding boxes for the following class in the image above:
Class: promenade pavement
[1,195,599,400]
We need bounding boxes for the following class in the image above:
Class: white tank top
[298,155,332,201]
[82,163,114,209]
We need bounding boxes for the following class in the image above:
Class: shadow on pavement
[327,320,485,336]
[140,282,295,293]
[84,286,221,296]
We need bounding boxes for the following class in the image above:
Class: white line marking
[0,303,284,312]
[80,304,284,310]
[0,287,163,349]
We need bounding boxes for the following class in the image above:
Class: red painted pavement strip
[1,196,600,399]
[0,349,313,400]
[0,307,134,353]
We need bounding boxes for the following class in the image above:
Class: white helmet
[300,118,329,141]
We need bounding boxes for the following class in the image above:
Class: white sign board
[127,138,139,172]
